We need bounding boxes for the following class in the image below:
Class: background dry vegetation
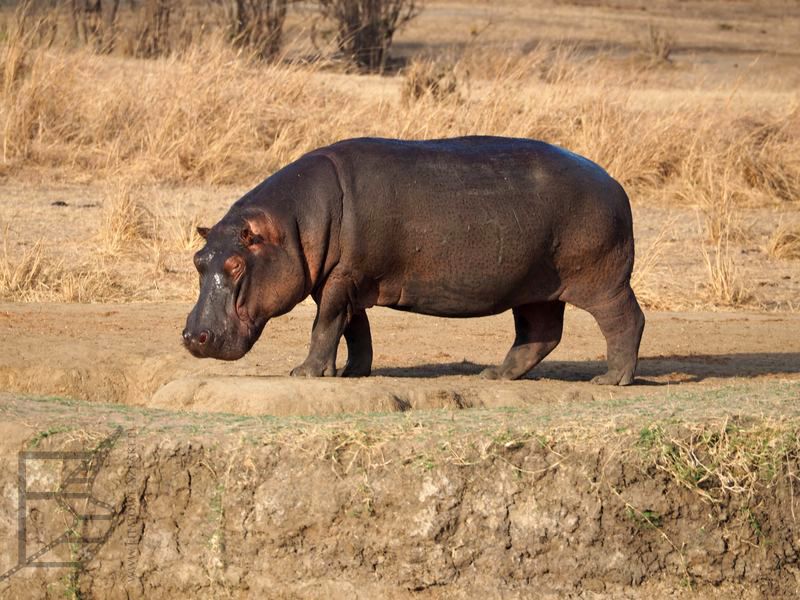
[0,0,799,310]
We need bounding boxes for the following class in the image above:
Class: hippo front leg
[290,278,352,377]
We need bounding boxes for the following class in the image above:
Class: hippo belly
[369,196,561,317]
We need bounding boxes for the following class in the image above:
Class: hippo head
[182,210,306,360]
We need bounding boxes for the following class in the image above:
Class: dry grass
[144,195,206,280]
[638,418,799,505]
[153,200,205,253]
[735,113,800,204]
[0,4,799,307]
[685,164,754,307]
[1,2,57,161]
[98,182,155,254]
[0,25,797,202]
[0,226,125,302]
[767,223,800,260]
[700,226,751,307]
[401,57,460,104]
[1,33,335,183]
[631,217,675,310]
[638,24,674,66]
[96,183,207,289]
[680,159,743,244]
[0,179,209,303]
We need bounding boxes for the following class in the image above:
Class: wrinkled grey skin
[183,136,645,385]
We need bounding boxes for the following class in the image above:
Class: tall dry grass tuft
[56,265,126,302]
[153,200,204,253]
[401,57,460,105]
[2,3,35,98]
[98,182,155,254]
[96,183,207,283]
[685,163,752,306]
[639,24,674,66]
[766,224,800,260]
[1,182,206,302]
[680,159,741,244]
[0,233,47,298]
[733,113,800,203]
[700,225,751,307]
[1,1,59,161]
[631,218,676,310]
[145,195,206,278]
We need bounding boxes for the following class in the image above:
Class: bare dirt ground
[1,301,800,414]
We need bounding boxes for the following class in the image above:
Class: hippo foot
[341,361,371,378]
[479,366,515,380]
[290,362,336,377]
[480,367,501,380]
[591,371,634,386]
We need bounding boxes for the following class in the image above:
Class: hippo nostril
[198,331,209,345]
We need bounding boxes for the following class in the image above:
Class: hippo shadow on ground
[371,353,800,383]
[372,360,489,378]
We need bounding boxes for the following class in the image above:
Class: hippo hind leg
[341,309,373,377]
[585,285,645,386]
[481,301,565,380]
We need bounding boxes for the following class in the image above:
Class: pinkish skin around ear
[240,226,257,247]
[197,226,210,239]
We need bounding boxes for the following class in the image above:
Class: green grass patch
[28,425,72,448]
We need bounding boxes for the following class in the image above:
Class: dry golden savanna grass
[767,224,800,261]
[0,0,798,308]
[0,225,126,302]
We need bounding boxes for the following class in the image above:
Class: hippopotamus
[183,136,645,385]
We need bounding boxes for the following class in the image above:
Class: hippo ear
[243,215,281,248]
[240,226,264,248]
[196,226,210,240]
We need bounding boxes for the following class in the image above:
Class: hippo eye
[224,255,245,280]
